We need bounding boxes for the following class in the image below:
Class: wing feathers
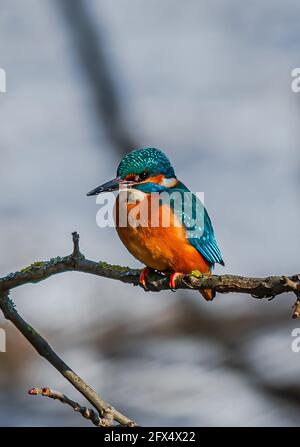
[168,184,224,268]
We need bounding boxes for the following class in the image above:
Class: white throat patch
[161,177,178,188]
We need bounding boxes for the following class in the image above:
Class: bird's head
[87,147,177,196]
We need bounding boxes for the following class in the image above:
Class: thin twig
[28,387,114,427]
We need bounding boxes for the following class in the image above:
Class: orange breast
[114,191,210,274]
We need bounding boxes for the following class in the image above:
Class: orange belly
[114,191,210,274]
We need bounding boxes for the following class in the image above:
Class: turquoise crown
[117,148,175,179]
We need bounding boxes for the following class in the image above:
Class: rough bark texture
[1,232,299,305]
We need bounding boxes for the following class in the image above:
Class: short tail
[200,288,215,301]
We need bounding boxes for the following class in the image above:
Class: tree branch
[0,232,299,427]
[0,232,299,316]
[0,288,136,426]
[28,387,114,427]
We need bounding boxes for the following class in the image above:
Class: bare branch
[0,287,136,427]
[28,387,114,427]
[0,232,299,317]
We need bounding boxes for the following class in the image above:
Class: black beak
[86,176,121,196]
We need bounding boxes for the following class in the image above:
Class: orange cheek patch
[143,174,164,184]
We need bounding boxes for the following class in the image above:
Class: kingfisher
[87,147,224,300]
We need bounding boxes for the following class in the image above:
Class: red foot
[169,272,183,290]
[139,267,152,290]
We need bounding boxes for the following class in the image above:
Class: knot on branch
[70,232,85,264]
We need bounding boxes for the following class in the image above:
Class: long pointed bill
[87,177,122,196]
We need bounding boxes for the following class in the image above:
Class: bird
[87,147,224,300]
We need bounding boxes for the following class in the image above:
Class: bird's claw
[139,267,152,290]
[169,272,183,291]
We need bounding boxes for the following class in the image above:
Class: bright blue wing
[188,207,224,267]
[135,180,224,268]
[165,182,224,268]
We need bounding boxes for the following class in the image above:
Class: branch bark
[0,232,299,427]
[0,232,299,313]
[28,387,113,427]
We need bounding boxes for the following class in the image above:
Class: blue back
[135,180,224,268]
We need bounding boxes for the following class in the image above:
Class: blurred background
[0,0,300,427]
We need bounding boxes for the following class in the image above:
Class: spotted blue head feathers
[117,147,175,180]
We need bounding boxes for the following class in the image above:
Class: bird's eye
[138,171,148,181]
